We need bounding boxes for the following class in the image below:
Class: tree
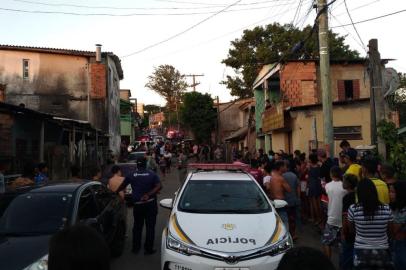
[180,92,217,143]
[399,73,406,88]
[377,120,406,178]
[145,65,188,110]
[144,104,162,115]
[222,23,360,98]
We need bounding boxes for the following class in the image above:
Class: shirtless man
[266,161,291,200]
[108,165,125,200]
[266,160,291,226]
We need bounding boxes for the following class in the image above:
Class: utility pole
[368,39,386,158]
[184,74,204,91]
[216,96,220,145]
[318,0,334,157]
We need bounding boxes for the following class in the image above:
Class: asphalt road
[111,168,339,270]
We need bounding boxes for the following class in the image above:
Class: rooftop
[0,44,123,79]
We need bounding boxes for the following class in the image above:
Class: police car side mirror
[273,199,288,209]
[160,198,173,210]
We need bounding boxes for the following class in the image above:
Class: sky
[1,0,405,106]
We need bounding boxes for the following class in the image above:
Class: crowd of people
[229,140,405,270]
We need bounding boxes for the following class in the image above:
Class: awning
[253,63,280,90]
[225,127,248,141]
[398,126,406,135]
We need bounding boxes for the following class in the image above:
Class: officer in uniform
[116,157,162,255]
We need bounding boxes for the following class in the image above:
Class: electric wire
[121,0,243,58]
[0,1,300,16]
[343,0,367,51]
[142,0,310,62]
[12,0,295,10]
[331,9,406,28]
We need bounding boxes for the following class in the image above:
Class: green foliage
[144,104,162,114]
[180,92,217,143]
[399,73,406,88]
[377,120,406,178]
[222,23,360,98]
[145,65,188,110]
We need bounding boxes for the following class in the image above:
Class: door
[92,184,116,243]
[76,186,99,230]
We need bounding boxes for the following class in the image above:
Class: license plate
[214,268,249,270]
[168,263,193,270]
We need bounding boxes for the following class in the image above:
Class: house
[253,59,399,155]
[0,102,109,180]
[149,112,165,129]
[0,44,123,155]
[215,98,256,160]
[119,89,140,146]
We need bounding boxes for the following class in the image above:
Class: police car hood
[170,211,285,252]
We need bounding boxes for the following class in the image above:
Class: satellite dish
[383,67,400,98]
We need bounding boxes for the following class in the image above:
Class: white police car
[160,164,292,270]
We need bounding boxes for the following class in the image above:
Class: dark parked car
[128,151,147,162]
[0,181,127,270]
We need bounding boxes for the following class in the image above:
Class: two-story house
[0,44,123,155]
[253,59,397,154]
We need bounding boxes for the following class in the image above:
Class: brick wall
[280,62,318,107]
[90,63,106,99]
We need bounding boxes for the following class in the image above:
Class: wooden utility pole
[318,0,334,157]
[216,96,220,144]
[184,74,204,91]
[368,39,386,158]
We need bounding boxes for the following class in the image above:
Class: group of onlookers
[233,140,405,270]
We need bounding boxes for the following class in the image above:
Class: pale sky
[1,0,405,106]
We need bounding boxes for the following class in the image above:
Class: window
[22,59,29,80]
[334,126,362,140]
[93,185,111,211]
[77,187,98,221]
[178,180,271,214]
[337,79,360,101]
[344,80,354,100]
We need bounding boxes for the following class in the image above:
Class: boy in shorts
[322,166,347,258]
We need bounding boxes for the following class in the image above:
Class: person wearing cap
[344,149,362,181]
[115,157,162,255]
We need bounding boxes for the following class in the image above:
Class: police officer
[116,157,162,255]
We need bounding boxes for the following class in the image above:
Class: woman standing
[307,153,322,226]
[346,178,394,269]
[389,181,406,270]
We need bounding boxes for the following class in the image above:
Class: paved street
[111,168,339,270]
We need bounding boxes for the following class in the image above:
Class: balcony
[262,103,285,133]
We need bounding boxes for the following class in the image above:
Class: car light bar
[188,163,250,171]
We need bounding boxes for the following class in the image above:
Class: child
[322,166,347,259]
[159,156,167,180]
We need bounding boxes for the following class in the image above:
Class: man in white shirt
[322,166,348,258]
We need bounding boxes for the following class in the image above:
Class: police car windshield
[178,180,271,214]
[0,193,72,236]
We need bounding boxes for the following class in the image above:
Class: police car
[159,164,292,270]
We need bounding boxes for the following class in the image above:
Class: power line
[329,10,366,52]
[121,0,243,58]
[0,1,299,16]
[12,0,294,10]
[331,9,406,28]
[142,0,309,61]
[334,0,381,17]
[343,0,367,52]
[292,0,304,26]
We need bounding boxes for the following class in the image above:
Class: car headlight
[24,255,48,270]
[166,233,201,256]
[262,234,293,257]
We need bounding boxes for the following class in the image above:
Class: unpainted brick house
[0,44,123,155]
[253,59,398,155]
